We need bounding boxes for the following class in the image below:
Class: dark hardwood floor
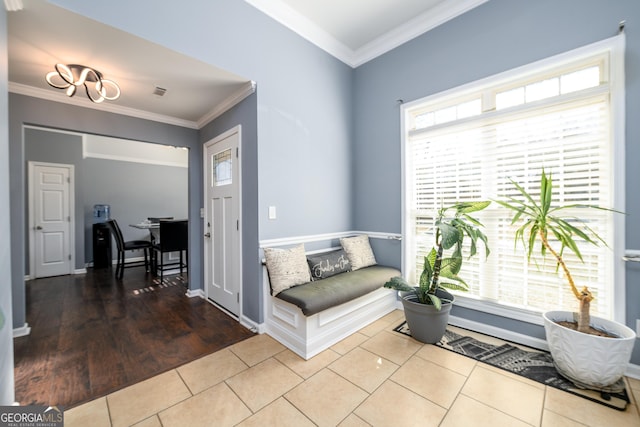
[13,266,255,409]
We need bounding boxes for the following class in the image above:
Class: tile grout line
[222,377,255,423]
[460,363,544,426]
[104,395,114,427]
[254,356,306,415]
[142,351,255,425]
[325,328,423,424]
[279,393,319,427]
[222,353,302,421]
[65,315,640,427]
[173,367,196,397]
[280,366,353,427]
[128,369,197,426]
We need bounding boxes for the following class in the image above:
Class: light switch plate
[268,206,277,220]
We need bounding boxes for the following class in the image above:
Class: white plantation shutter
[404,38,623,321]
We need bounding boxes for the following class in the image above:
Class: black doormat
[394,321,630,411]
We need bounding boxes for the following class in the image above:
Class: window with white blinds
[402,36,625,322]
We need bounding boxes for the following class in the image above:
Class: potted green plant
[496,169,634,389]
[385,201,490,343]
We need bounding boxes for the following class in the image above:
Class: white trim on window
[401,34,625,325]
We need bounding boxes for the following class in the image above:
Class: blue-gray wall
[353,0,640,363]
[23,129,84,270]
[9,0,636,368]
[47,0,355,325]
[48,0,355,241]
[81,157,188,256]
[23,127,188,269]
[0,4,15,406]
[9,93,199,329]
[200,92,260,321]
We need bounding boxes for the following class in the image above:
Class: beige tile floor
[64,310,640,427]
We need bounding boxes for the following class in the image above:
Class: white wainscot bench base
[262,281,397,360]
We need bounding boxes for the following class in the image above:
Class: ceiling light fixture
[4,0,24,12]
[45,63,121,103]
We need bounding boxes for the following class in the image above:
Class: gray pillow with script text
[307,249,352,280]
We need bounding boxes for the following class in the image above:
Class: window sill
[452,295,545,326]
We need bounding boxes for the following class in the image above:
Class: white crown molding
[352,0,490,67]
[245,0,488,68]
[9,82,200,129]
[4,0,23,12]
[10,81,258,130]
[244,0,355,65]
[196,81,257,128]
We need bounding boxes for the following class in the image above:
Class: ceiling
[249,0,488,66]
[6,0,253,129]
[6,0,487,128]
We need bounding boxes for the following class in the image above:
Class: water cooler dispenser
[92,204,111,268]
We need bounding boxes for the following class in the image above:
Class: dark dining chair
[146,217,172,244]
[152,219,188,280]
[106,219,152,279]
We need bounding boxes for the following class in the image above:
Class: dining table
[130,221,160,244]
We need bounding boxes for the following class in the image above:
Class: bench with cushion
[262,235,400,359]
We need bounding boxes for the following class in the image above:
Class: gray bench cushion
[275,265,400,316]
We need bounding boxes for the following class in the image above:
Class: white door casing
[204,126,242,317]
[28,162,74,278]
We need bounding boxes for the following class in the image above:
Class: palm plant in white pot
[384,201,490,343]
[496,169,634,390]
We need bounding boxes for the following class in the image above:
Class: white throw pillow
[264,244,311,295]
[340,235,377,270]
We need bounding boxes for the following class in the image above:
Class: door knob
[36,225,43,230]
[204,232,211,238]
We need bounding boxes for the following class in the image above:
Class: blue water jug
[93,204,110,223]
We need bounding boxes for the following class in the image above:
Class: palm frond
[456,200,491,213]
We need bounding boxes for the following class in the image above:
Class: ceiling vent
[153,86,167,97]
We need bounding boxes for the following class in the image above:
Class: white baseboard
[240,315,259,333]
[26,268,87,280]
[255,322,267,334]
[448,314,550,351]
[394,308,640,380]
[447,315,640,379]
[625,362,640,380]
[13,323,31,338]
[185,289,205,298]
[201,297,257,333]
[395,301,547,351]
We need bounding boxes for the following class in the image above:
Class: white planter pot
[543,310,636,388]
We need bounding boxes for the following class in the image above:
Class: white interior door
[204,127,241,316]
[29,162,73,278]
